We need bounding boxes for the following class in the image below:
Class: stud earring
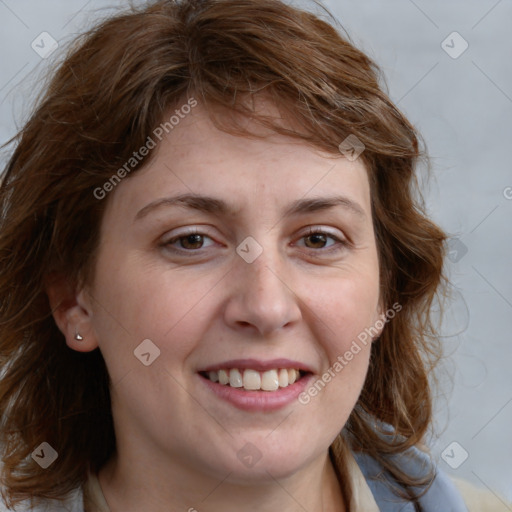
[74,330,84,341]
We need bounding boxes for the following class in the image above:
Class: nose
[223,244,302,338]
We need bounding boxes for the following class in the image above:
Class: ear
[45,272,99,353]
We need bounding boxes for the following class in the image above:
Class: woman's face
[80,101,383,482]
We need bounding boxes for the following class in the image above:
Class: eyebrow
[134,193,367,222]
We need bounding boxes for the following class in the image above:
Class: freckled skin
[58,102,384,511]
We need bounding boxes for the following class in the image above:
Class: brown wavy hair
[0,0,447,509]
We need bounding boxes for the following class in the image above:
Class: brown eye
[303,232,330,249]
[296,228,347,254]
[163,229,216,253]
[176,233,205,250]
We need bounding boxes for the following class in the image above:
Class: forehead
[104,100,372,224]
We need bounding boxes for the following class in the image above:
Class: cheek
[89,253,221,374]
[296,298,376,434]
[307,269,381,355]
[298,269,379,408]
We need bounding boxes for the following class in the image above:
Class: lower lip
[198,373,314,412]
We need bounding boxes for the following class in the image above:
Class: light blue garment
[353,445,470,511]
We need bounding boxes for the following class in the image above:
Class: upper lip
[198,358,314,373]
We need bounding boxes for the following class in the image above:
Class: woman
[0,0,508,510]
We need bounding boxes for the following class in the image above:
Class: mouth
[199,368,308,391]
[196,358,314,411]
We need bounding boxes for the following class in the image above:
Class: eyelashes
[297,226,348,253]
[161,226,348,257]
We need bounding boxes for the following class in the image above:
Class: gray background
[0,0,510,505]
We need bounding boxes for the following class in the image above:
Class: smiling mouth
[199,368,308,391]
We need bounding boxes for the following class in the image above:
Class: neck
[98,449,346,512]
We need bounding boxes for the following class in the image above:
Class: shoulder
[0,487,83,512]
[451,476,512,512]
[353,443,511,511]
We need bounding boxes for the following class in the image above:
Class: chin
[200,444,318,484]
[226,459,309,484]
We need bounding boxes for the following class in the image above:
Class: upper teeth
[206,368,300,391]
